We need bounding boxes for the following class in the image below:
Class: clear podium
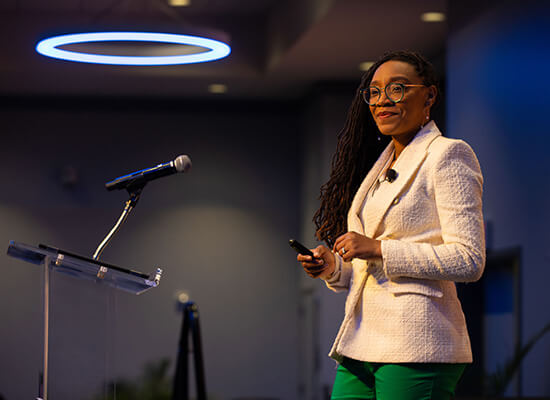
[7,240,162,400]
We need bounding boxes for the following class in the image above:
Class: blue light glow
[36,32,231,65]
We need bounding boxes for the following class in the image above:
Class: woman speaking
[297,50,485,399]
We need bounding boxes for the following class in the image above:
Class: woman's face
[368,60,436,140]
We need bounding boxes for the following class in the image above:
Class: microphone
[105,155,192,191]
[385,169,397,183]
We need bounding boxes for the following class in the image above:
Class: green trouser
[331,357,467,400]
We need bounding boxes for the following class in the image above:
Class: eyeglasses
[361,83,426,106]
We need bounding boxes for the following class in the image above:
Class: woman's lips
[377,111,398,119]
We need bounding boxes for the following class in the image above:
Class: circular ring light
[36,32,231,65]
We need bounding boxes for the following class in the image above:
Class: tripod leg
[189,303,207,400]
[172,304,190,400]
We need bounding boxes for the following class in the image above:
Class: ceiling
[0,0,447,100]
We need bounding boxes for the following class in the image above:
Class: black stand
[173,302,207,400]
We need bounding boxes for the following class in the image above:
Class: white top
[360,148,395,229]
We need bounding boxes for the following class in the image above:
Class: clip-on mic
[385,169,397,183]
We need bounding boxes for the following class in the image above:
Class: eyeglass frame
[360,83,427,106]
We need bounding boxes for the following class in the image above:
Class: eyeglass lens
[364,83,404,105]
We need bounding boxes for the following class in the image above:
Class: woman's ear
[425,86,437,107]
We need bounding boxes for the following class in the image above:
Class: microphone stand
[92,184,144,275]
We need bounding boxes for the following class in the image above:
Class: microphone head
[174,155,192,173]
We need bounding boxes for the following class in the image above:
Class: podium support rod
[41,255,51,400]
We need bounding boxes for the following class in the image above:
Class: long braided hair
[313,50,439,247]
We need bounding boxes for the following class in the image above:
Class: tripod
[173,302,207,400]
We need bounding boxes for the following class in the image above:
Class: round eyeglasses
[361,83,426,106]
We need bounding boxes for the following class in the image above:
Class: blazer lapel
[361,121,442,238]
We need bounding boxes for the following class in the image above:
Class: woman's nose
[376,89,393,106]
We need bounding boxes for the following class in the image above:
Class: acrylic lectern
[7,241,162,400]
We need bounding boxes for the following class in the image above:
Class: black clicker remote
[288,239,314,257]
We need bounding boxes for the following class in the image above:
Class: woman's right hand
[297,245,336,279]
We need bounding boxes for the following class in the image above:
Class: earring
[420,115,429,129]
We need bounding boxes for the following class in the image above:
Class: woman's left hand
[333,232,382,262]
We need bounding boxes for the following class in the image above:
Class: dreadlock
[313,50,440,247]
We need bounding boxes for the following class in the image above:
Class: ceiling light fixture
[36,32,231,66]
[208,84,227,94]
[420,12,446,22]
[168,0,191,6]
[359,61,374,72]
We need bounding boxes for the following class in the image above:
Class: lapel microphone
[385,169,397,183]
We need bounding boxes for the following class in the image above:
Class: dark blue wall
[448,0,550,395]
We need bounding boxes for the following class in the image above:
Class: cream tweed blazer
[325,121,485,364]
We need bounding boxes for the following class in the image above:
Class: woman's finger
[342,249,354,262]
[333,235,344,252]
[333,233,352,253]
[297,254,314,262]
[304,263,326,273]
[297,245,335,279]
[336,240,349,257]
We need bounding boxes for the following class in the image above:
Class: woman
[297,50,485,399]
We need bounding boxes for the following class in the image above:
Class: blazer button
[392,197,400,205]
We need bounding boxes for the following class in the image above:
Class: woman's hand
[297,245,335,279]
[333,232,382,262]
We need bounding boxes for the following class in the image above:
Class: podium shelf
[7,241,162,295]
